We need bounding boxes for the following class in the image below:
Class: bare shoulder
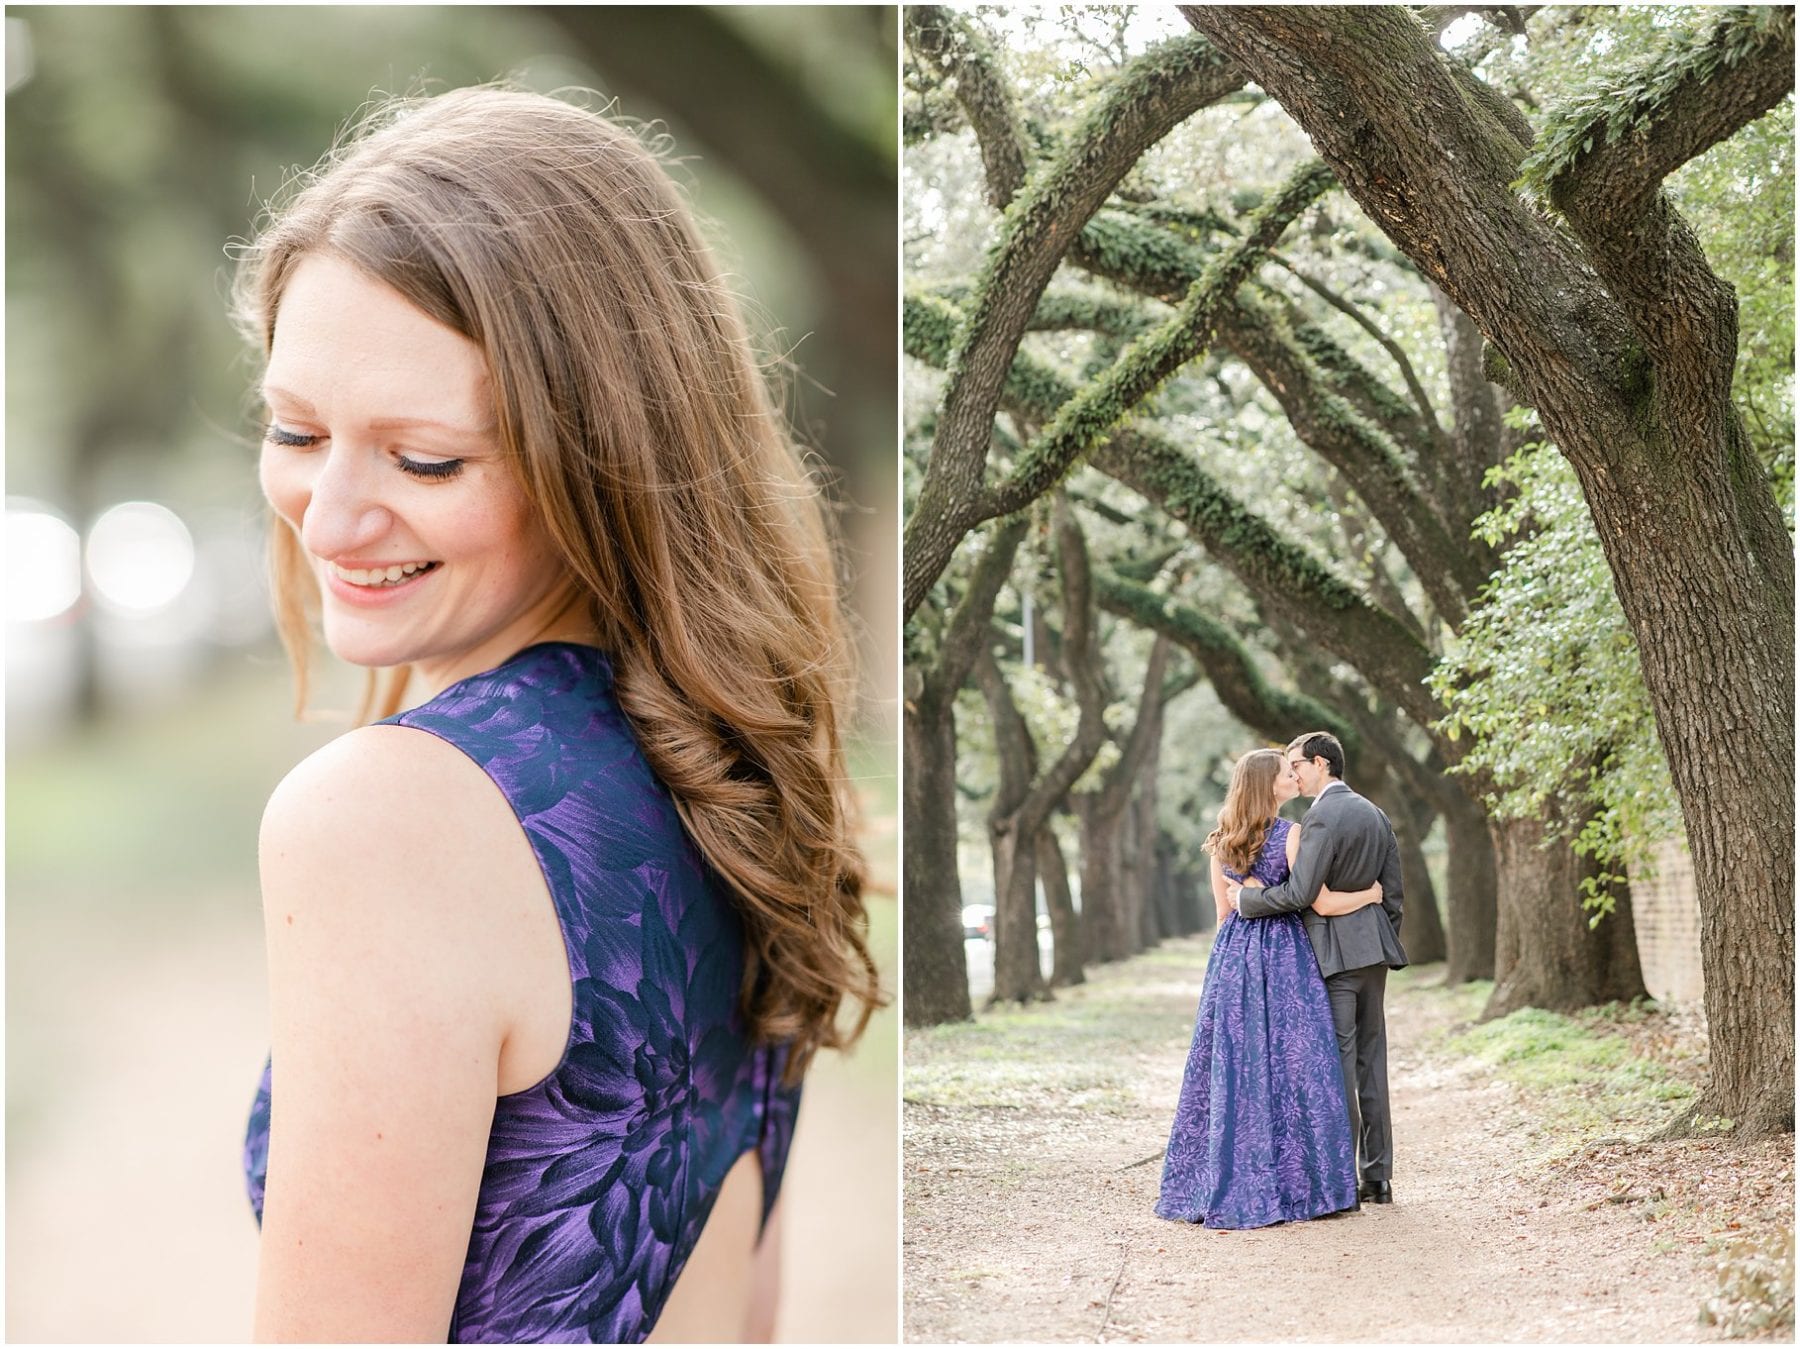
[263,721,498,842]
[260,724,535,968]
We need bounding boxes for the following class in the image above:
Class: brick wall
[1630,836,1703,1004]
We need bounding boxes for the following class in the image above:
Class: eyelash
[396,457,463,481]
[261,424,464,481]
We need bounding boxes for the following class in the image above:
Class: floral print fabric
[1153,817,1358,1229]
[244,642,799,1342]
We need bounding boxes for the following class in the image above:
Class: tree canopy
[904,4,1792,1136]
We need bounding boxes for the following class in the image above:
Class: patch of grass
[905,1053,1140,1113]
[1443,1005,1698,1146]
[1391,966,1492,1027]
[1119,936,1216,971]
[1570,997,1660,1027]
[905,959,1206,1112]
[922,1002,1187,1053]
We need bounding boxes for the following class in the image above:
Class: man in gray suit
[1226,731,1408,1203]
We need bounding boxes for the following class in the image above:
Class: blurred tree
[6,5,895,719]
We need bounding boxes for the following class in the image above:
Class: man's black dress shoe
[1358,1180,1393,1204]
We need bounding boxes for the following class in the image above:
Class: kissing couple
[1153,732,1409,1229]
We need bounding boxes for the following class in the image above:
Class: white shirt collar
[1317,780,1350,797]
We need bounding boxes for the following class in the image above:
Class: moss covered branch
[906,292,1444,731]
[989,159,1334,515]
[1095,569,1360,754]
[1271,258,1447,454]
[1533,8,1794,408]
[917,513,1030,714]
[1522,7,1794,215]
[904,5,1030,205]
[905,32,1245,620]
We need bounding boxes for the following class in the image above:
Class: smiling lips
[327,559,441,588]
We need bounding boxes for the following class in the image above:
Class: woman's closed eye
[264,423,463,481]
[264,422,320,448]
[396,455,464,481]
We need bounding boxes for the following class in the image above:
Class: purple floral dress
[244,642,800,1342]
[1153,817,1357,1228]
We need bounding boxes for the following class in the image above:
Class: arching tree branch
[989,159,1333,516]
[1095,570,1358,756]
[904,5,1030,206]
[905,32,1245,618]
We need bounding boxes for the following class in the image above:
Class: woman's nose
[299,448,394,559]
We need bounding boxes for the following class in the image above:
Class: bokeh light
[85,501,196,615]
[6,502,83,622]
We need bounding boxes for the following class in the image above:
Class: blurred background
[5,6,897,1341]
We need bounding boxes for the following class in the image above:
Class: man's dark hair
[1291,731,1345,780]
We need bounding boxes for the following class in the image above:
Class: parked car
[961,904,994,940]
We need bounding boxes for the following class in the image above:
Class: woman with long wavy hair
[235,85,882,1342]
[1153,749,1374,1229]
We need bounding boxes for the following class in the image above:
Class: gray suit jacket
[1238,782,1408,977]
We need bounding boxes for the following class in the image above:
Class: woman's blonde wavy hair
[233,85,881,1082]
[1203,749,1283,876]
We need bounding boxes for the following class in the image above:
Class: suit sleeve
[1378,813,1405,936]
[1238,818,1335,918]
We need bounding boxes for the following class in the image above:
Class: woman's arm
[253,726,537,1342]
[1210,854,1233,925]
[1313,878,1383,916]
[1292,822,1384,916]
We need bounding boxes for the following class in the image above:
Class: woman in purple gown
[1154,749,1380,1229]
[235,87,882,1341]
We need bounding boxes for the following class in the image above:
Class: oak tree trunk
[1131,781,1164,950]
[1037,824,1086,988]
[989,823,1047,1004]
[1078,794,1130,964]
[981,501,1110,1004]
[902,514,1028,1026]
[979,650,1048,1006]
[902,700,972,1025]
[1443,787,1499,984]
[1395,798,1447,967]
[1486,816,1648,1018]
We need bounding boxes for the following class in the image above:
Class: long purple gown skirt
[1154,817,1358,1228]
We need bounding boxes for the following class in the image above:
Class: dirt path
[904,935,1768,1343]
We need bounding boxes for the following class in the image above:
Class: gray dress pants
[1323,963,1391,1185]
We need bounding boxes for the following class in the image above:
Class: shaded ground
[904,936,1792,1343]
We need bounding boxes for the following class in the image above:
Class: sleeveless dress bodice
[244,642,800,1342]
[1154,816,1356,1228]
